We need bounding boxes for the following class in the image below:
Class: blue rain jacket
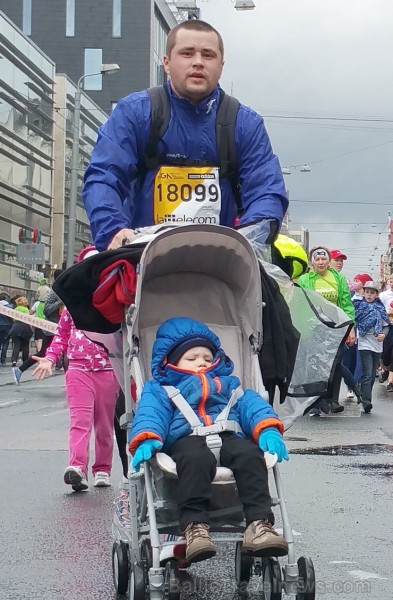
[128,317,283,454]
[83,83,288,250]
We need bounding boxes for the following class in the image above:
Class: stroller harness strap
[163,385,244,442]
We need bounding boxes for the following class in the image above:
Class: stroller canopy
[130,225,263,383]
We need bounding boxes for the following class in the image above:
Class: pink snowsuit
[46,309,119,477]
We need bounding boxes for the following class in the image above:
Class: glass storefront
[0,12,55,298]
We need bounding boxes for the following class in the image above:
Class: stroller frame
[111,225,315,599]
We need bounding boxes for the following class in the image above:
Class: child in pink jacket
[32,307,119,492]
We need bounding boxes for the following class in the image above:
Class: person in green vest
[297,246,355,414]
[30,278,51,353]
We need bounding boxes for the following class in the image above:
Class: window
[66,0,75,36]
[112,0,122,37]
[84,49,103,91]
[152,11,169,85]
[22,0,32,36]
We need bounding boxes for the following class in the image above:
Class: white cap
[363,281,379,292]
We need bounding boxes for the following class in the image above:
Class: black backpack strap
[216,90,241,212]
[144,85,171,170]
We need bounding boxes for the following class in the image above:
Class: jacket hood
[151,317,234,383]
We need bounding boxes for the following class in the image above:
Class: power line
[291,199,393,205]
[263,114,393,123]
[299,230,386,233]
[289,222,386,226]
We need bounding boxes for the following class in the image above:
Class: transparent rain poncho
[258,261,352,427]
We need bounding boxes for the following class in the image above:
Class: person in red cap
[330,250,347,273]
[342,273,374,400]
[352,273,373,293]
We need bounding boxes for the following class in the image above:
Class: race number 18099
[156,183,219,203]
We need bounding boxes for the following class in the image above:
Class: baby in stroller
[128,316,289,565]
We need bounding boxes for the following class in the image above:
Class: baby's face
[176,346,214,372]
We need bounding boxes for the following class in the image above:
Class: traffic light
[32,228,42,243]
[18,228,42,243]
[18,228,27,243]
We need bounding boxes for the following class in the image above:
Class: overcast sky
[198,0,393,279]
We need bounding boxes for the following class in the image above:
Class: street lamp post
[281,164,311,175]
[234,1,256,10]
[281,164,311,242]
[66,63,120,268]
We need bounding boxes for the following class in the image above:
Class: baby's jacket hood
[151,317,234,384]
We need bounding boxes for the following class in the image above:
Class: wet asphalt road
[1,366,393,600]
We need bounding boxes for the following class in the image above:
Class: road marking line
[42,409,68,417]
[0,400,19,407]
[348,570,387,580]
[324,415,361,418]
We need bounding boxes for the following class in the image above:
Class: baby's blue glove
[258,427,289,462]
[132,439,163,471]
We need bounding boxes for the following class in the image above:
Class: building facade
[1,0,180,113]
[379,218,393,283]
[0,12,107,298]
[53,74,107,268]
[0,12,55,298]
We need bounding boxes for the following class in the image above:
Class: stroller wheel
[262,558,282,600]
[164,560,180,600]
[129,563,146,600]
[296,556,315,600]
[235,541,253,591]
[112,540,129,595]
[141,539,153,571]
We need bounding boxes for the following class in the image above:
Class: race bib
[153,165,221,225]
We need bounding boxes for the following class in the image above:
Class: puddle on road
[290,444,393,478]
[347,463,393,478]
[290,443,393,456]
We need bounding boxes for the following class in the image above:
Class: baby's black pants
[169,432,274,532]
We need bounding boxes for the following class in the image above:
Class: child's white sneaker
[64,466,88,492]
[94,471,111,487]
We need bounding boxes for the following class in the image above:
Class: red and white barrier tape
[0,304,58,334]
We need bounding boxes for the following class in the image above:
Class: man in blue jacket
[83,19,288,251]
[128,317,289,565]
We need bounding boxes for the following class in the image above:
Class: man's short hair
[166,20,224,58]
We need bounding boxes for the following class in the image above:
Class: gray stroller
[111,224,315,599]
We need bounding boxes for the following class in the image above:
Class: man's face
[330,257,344,272]
[388,278,393,291]
[163,29,224,104]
